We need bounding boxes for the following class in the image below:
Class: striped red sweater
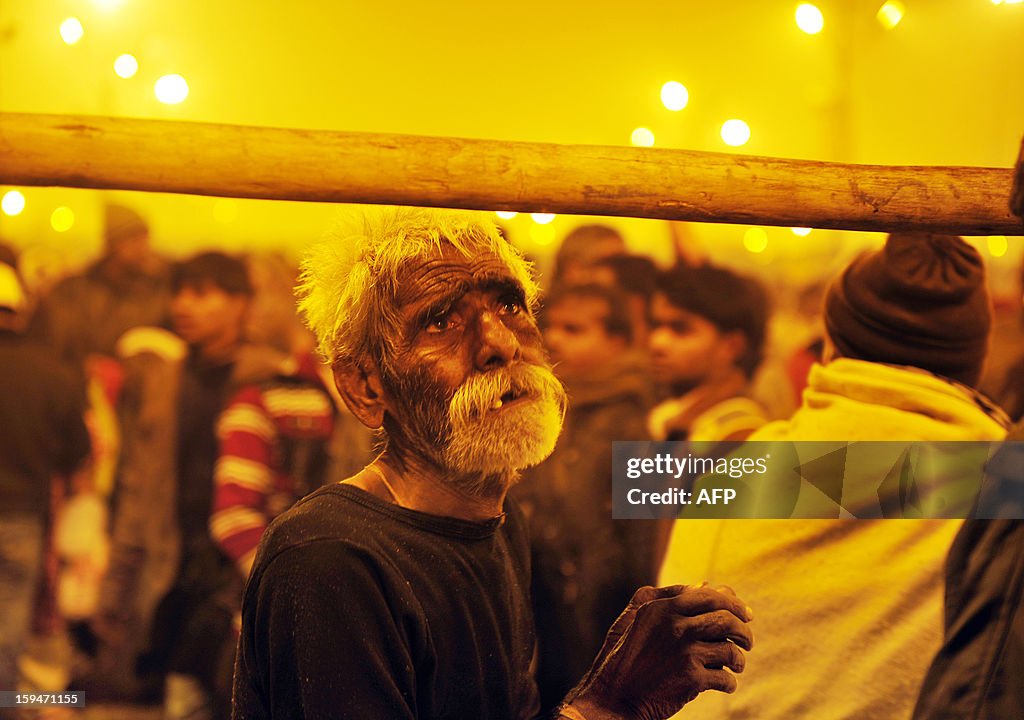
[210,373,335,570]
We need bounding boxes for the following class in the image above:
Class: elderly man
[231,209,753,720]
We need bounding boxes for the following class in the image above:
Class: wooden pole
[1,112,1021,235]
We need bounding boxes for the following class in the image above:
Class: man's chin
[649,363,675,384]
[443,396,564,481]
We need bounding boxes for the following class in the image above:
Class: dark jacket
[914,425,1024,720]
[31,257,170,368]
[0,329,91,516]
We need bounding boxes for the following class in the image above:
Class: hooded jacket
[660,358,1009,720]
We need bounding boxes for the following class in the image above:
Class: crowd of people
[1,203,1022,719]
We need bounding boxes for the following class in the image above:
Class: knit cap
[823,232,991,386]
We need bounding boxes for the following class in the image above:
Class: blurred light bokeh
[0,0,1022,291]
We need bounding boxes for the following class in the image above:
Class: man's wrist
[561,693,641,720]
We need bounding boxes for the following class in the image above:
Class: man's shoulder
[0,335,83,389]
[257,484,369,558]
[48,267,114,303]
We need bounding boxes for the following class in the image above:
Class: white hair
[296,207,539,369]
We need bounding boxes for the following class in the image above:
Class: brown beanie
[104,203,148,247]
[824,232,991,387]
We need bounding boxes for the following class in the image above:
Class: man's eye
[427,315,452,332]
[499,296,524,315]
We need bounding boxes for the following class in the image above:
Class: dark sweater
[232,483,540,720]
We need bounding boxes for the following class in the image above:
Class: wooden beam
[1,112,1021,235]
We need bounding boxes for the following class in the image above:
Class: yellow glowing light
[495,211,518,220]
[631,127,655,147]
[2,190,25,216]
[876,1,904,28]
[155,74,189,104]
[795,4,825,34]
[530,224,556,246]
[114,54,139,78]
[213,199,239,224]
[51,206,75,233]
[60,17,84,45]
[743,228,769,253]
[721,119,751,147]
[988,236,1008,257]
[530,213,556,225]
[92,0,126,9]
[790,227,812,236]
[661,81,689,111]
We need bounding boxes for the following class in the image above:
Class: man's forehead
[651,293,701,321]
[395,245,521,305]
[548,295,608,322]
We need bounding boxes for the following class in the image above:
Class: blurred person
[233,208,754,720]
[590,253,659,348]
[0,259,91,718]
[513,283,657,712]
[551,223,626,287]
[661,233,1011,720]
[244,252,313,356]
[646,264,770,443]
[912,132,1024,720]
[209,352,336,579]
[30,203,170,370]
[913,422,1024,719]
[86,253,302,718]
[749,280,828,423]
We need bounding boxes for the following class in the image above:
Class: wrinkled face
[381,245,566,495]
[170,282,248,350]
[543,297,625,378]
[648,292,736,393]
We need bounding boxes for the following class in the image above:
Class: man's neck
[350,452,509,522]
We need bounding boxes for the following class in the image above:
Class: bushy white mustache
[448,362,567,429]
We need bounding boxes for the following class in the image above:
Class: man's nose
[474,311,521,370]
[647,328,670,354]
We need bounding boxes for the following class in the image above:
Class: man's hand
[561,584,754,720]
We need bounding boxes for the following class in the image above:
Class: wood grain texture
[2,112,1022,235]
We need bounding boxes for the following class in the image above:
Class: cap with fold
[104,203,148,246]
[824,232,991,387]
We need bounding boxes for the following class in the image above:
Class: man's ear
[333,359,388,429]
